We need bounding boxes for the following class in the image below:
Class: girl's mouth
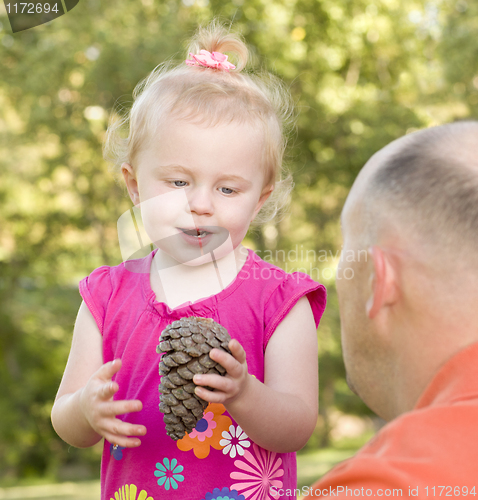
[177,227,215,250]
[179,227,211,238]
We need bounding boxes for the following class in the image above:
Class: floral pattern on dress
[177,403,232,459]
[110,484,154,500]
[154,457,185,490]
[110,443,126,461]
[188,410,216,442]
[202,486,246,500]
[220,425,251,458]
[230,443,284,500]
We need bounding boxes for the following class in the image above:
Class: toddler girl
[51,22,326,500]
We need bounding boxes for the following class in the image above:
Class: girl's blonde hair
[104,21,295,224]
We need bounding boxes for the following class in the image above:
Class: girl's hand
[193,339,250,405]
[79,359,146,448]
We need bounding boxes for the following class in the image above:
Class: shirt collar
[415,341,478,410]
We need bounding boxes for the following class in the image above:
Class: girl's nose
[186,187,214,216]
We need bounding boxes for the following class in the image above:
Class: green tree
[0,0,476,479]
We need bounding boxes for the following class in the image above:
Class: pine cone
[156,317,231,440]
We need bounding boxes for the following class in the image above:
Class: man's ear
[121,163,140,206]
[252,185,274,220]
[366,246,399,318]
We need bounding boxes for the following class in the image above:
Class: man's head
[337,121,478,421]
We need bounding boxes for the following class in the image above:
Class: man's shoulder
[366,401,478,449]
[310,403,478,496]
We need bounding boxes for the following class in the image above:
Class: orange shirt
[302,342,478,499]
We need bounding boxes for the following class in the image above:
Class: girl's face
[122,117,272,265]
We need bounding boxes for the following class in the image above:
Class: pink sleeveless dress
[79,248,327,500]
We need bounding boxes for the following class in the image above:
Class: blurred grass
[0,481,100,499]
[297,431,374,491]
[0,432,373,500]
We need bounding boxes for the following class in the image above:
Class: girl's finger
[104,418,146,440]
[193,373,222,389]
[228,339,247,364]
[194,385,225,404]
[193,373,234,394]
[96,359,122,383]
[209,349,237,373]
[210,348,244,379]
[100,381,119,400]
[105,399,143,417]
[104,432,142,448]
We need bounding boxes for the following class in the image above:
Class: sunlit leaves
[1,0,477,475]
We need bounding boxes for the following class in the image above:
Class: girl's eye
[219,187,235,195]
[172,180,187,187]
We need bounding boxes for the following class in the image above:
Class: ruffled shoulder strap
[264,271,327,345]
[79,266,113,335]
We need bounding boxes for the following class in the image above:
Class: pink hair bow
[185,50,236,71]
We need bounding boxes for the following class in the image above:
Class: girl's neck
[150,244,249,309]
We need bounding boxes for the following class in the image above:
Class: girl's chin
[156,242,236,268]
[155,233,236,268]
[154,246,212,267]
[160,251,220,267]
[181,254,215,267]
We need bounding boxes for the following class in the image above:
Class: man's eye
[219,187,235,195]
[172,180,187,187]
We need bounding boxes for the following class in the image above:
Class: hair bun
[187,21,248,72]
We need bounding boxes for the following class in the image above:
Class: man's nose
[186,187,214,216]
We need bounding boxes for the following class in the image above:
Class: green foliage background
[1,0,477,482]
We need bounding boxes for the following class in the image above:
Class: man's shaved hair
[363,121,478,258]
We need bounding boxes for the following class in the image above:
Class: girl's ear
[252,185,274,219]
[122,163,140,206]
